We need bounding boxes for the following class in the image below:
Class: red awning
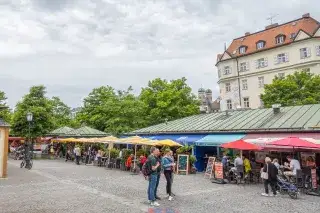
[9,137,24,141]
[222,139,261,151]
[269,137,320,149]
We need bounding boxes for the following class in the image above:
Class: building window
[239,46,246,54]
[275,53,288,64]
[243,97,250,108]
[257,41,265,49]
[290,33,296,39]
[316,46,320,56]
[242,79,248,90]
[300,48,311,59]
[225,83,231,92]
[240,62,249,72]
[258,76,264,88]
[224,66,231,75]
[218,69,221,78]
[276,35,285,44]
[278,73,285,79]
[256,58,268,68]
[226,99,232,110]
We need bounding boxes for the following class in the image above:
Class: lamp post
[26,112,33,159]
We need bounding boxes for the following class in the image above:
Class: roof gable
[223,17,320,60]
[294,30,311,41]
[221,52,232,60]
[314,27,320,37]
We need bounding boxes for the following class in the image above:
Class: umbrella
[221,139,261,151]
[268,137,320,149]
[154,139,183,147]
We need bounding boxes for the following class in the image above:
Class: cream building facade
[216,13,320,111]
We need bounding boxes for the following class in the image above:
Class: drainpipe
[236,58,242,107]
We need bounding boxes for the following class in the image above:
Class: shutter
[246,62,249,71]
[316,46,320,56]
[255,60,258,69]
[264,57,268,67]
[229,66,232,74]
[307,48,311,57]
[285,53,289,62]
[274,55,278,64]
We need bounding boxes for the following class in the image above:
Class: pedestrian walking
[74,145,81,165]
[162,149,176,201]
[261,157,278,197]
[146,147,161,207]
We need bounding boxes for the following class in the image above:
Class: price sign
[214,162,224,180]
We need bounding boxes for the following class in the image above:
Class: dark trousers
[76,156,80,165]
[264,179,277,195]
[164,170,173,196]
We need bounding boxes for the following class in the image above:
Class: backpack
[142,159,152,177]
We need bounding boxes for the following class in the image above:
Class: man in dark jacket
[262,157,278,197]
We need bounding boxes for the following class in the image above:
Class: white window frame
[316,46,320,56]
[226,99,232,110]
[224,66,231,75]
[242,79,248,90]
[276,53,287,64]
[243,97,250,108]
[239,47,246,54]
[257,58,268,68]
[257,42,264,49]
[225,83,231,92]
[258,76,264,88]
[240,62,249,72]
[276,36,284,44]
[300,47,311,59]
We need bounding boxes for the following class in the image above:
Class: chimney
[245,32,250,36]
[272,104,281,114]
[265,23,278,30]
[302,13,310,18]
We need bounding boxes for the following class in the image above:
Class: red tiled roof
[220,16,320,61]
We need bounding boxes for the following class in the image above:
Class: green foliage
[176,145,193,154]
[122,149,133,160]
[11,86,55,138]
[261,71,320,107]
[108,148,120,159]
[0,91,11,123]
[50,96,73,128]
[136,148,148,157]
[139,77,200,125]
[76,86,147,136]
[189,155,197,165]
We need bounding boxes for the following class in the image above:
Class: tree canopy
[11,85,55,138]
[139,77,199,125]
[0,91,11,123]
[50,96,73,128]
[261,71,320,108]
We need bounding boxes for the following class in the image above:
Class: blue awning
[176,135,207,145]
[195,134,245,146]
[145,135,181,141]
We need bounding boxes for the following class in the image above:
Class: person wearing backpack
[162,149,176,201]
[146,147,161,207]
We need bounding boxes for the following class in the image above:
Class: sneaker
[261,193,269,197]
[147,200,151,204]
[168,196,173,201]
[151,201,160,207]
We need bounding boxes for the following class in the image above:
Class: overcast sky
[1,0,319,108]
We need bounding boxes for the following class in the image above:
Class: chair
[293,169,304,189]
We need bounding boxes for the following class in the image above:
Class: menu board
[311,169,318,189]
[255,152,268,163]
[204,157,216,178]
[214,162,224,180]
[177,154,189,175]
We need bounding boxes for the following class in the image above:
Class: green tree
[77,86,146,136]
[11,85,55,138]
[261,71,320,108]
[139,77,199,125]
[0,91,11,123]
[50,96,72,128]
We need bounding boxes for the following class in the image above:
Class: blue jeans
[148,174,159,201]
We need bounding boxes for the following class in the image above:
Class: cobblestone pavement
[1,159,320,213]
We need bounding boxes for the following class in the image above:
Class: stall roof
[49,126,75,136]
[131,104,320,134]
[195,134,245,146]
[64,126,109,137]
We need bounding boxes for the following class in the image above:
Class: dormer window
[276,35,285,44]
[239,46,247,54]
[256,41,265,49]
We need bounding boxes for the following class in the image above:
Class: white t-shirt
[234,157,243,167]
[290,159,301,175]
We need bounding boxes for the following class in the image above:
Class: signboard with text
[204,157,215,178]
[311,169,318,189]
[214,162,223,180]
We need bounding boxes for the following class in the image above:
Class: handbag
[261,164,269,180]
